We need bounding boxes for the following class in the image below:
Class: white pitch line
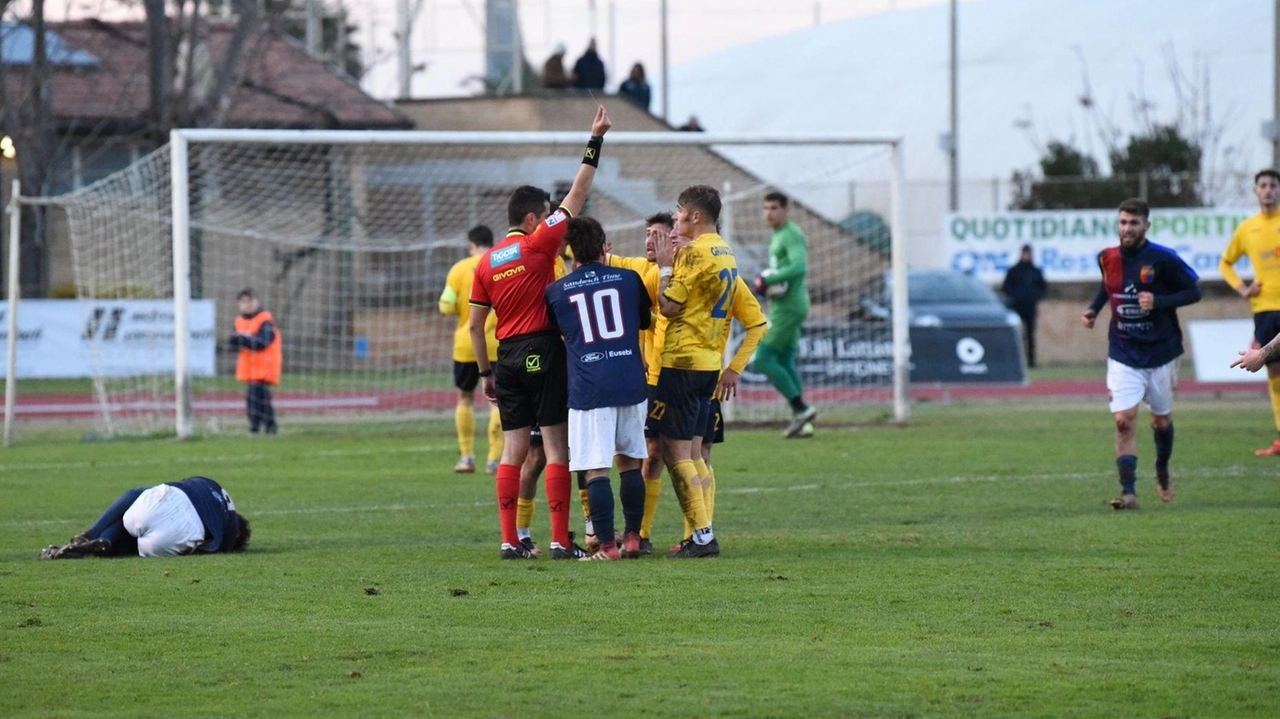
[3,464,1262,529]
[0,443,453,473]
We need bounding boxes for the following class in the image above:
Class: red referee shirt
[469,207,572,341]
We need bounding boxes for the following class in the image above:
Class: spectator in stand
[1001,244,1048,368]
[618,62,651,111]
[678,115,705,132]
[573,38,606,90]
[543,44,572,89]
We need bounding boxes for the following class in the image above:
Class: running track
[11,379,1267,419]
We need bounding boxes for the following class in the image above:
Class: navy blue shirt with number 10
[546,263,652,411]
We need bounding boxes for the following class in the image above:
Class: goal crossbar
[65,128,911,438]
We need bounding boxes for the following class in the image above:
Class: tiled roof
[2,20,410,131]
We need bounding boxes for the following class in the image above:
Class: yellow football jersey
[1221,211,1280,313]
[661,233,738,371]
[441,254,498,363]
[608,254,663,382]
[722,276,768,375]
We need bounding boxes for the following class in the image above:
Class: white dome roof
[670,0,1269,184]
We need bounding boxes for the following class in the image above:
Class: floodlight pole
[1274,0,1280,167]
[660,0,669,123]
[948,0,959,211]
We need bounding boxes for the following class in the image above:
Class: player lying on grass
[40,476,250,559]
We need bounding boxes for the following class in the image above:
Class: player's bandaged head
[507,185,551,227]
[565,217,606,264]
[677,185,721,224]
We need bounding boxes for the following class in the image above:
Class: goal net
[33,130,906,437]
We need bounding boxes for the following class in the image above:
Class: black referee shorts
[453,361,480,392]
[494,331,569,431]
[654,368,718,441]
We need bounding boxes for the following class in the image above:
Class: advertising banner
[943,208,1255,283]
[1187,319,1267,384]
[734,323,1026,387]
[0,300,216,378]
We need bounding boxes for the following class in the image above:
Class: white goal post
[28,128,910,438]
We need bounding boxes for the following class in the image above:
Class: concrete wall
[1032,284,1245,365]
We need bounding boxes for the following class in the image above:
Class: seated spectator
[678,115,705,132]
[573,38,606,90]
[40,476,251,559]
[543,44,572,89]
[618,62,651,111]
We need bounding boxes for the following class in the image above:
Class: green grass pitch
[1,399,1277,717]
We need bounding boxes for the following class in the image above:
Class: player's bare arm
[558,105,612,217]
[469,306,497,402]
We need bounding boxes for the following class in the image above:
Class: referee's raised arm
[559,105,612,217]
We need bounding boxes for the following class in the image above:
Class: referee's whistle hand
[482,376,498,404]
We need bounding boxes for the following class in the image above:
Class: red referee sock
[496,463,520,547]
[545,463,572,548]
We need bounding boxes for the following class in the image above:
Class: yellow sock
[455,404,475,458]
[1269,377,1280,432]
[640,477,662,539]
[670,460,710,531]
[690,459,711,539]
[486,410,503,462]
[579,488,592,521]
[516,497,535,533]
[704,466,716,524]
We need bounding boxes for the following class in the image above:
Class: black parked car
[854,270,1024,330]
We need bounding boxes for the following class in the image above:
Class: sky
[25,0,956,114]
[346,0,957,111]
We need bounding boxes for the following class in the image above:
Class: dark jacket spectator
[1002,246,1047,308]
[543,44,571,89]
[678,115,705,132]
[618,63,651,111]
[1002,244,1048,367]
[573,39,606,90]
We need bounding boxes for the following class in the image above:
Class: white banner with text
[0,300,216,378]
[944,208,1256,283]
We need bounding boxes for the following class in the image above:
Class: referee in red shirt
[469,105,612,560]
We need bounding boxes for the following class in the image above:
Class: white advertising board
[1187,319,1267,384]
[944,208,1255,283]
[0,300,216,378]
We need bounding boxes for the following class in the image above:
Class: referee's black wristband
[478,369,493,378]
[583,135,603,167]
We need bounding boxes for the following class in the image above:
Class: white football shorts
[568,400,649,472]
[123,484,206,557]
[1106,357,1178,415]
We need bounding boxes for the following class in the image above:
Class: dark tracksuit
[1002,260,1047,367]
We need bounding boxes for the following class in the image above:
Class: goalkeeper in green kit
[753,191,816,438]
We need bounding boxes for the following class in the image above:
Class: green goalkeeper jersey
[764,220,810,315]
